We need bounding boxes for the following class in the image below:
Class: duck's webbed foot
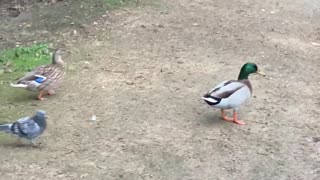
[221,109,233,122]
[47,90,55,96]
[37,90,46,101]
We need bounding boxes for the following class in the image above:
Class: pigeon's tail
[10,83,28,88]
[0,124,12,133]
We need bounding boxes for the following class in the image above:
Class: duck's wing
[209,80,246,99]
[203,80,247,104]
[17,65,46,83]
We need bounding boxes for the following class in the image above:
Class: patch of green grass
[100,0,127,7]
[0,44,51,72]
[101,0,141,7]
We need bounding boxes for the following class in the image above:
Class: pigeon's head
[35,110,47,120]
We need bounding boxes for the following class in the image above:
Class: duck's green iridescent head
[238,63,265,80]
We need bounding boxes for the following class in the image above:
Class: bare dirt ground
[0,0,320,179]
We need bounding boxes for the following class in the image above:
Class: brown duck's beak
[256,70,266,76]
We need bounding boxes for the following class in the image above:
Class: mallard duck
[10,48,66,100]
[202,63,265,125]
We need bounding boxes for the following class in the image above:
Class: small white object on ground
[90,115,97,121]
[311,42,320,46]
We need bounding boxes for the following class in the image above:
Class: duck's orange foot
[37,96,47,101]
[233,119,246,125]
[220,109,233,122]
[37,90,46,101]
[47,90,55,96]
[221,110,246,125]
[222,115,234,122]
[232,112,246,125]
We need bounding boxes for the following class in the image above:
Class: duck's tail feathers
[10,83,28,88]
[202,95,221,106]
[0,124,12,133]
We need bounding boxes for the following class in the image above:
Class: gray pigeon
[0,110,47,144]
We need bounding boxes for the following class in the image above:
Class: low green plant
[101,0,140,7]
[0,44,51,72]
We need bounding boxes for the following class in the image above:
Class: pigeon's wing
[16,117,30,124]
[16,117,40,137]
[10,117,28,135]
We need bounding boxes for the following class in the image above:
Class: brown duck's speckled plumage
[20,64,64,91]
[15,48,65,92]
[37,64,64,91]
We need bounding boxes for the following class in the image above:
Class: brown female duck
[11,48,65,100]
